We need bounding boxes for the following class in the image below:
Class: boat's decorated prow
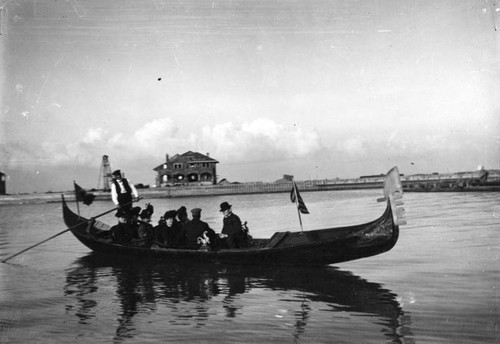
[377,166,406,226]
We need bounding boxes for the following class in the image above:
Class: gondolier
[110,169,139,213]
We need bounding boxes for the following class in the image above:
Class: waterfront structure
[97,155,113,191]
[0,171,5,195]
[402,168,490,191]
[153,151,219,187]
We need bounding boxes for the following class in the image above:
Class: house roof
[153,151,219,171]
[177,151,219,163]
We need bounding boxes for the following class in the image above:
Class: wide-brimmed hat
[219,202,231,212]
[163,210,177,219]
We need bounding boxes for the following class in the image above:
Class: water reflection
[64,254,413,343]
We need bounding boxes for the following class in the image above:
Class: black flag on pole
[290,181,309,214]
[74,182,96,206]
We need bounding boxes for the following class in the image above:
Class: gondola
[62,166,406,266]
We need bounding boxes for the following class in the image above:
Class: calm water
[0,190,498,343]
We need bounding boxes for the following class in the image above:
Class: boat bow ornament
[378,166,407,227]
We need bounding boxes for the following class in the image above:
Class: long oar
[2,197,140,263]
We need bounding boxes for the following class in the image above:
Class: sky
[0,0,499,193]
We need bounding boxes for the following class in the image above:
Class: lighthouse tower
[98,155,113,191]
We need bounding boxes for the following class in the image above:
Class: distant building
[153,151,219,187]
[0,171,6,195]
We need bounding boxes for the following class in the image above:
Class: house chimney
[206,152,209,157]
[166,154,169,162]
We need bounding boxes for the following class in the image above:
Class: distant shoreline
[1,174,500,205]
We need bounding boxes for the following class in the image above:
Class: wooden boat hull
[63,167,405,266]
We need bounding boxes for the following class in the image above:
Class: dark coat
[129,222,153,248]
[221,212,247,248]
[110,222,134,244]
[222,212,242,236]
[181,218,218,248]
[154,221,183,247]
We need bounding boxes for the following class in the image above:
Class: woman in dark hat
[132,204,154,248]
[154,210,182,247]
[110,209,134,244]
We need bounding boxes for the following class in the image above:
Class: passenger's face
[166,218,174,227]
[222,209,230,216]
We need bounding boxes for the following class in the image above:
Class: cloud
[132,117,177,150]
[3,112,494,190]
[0,117,324,173]
[336,136,367,156]
[81,127,109,144]
[198,118,324,163]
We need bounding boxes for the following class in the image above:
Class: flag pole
[292,177,304,233]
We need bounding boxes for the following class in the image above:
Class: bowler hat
[191,208,202,217]
[112,170,121,177]
[219,202,232,212]
[177,206,187,215]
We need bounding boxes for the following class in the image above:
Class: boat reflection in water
[64,254,413,343]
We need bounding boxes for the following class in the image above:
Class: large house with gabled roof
[153,151,219,187]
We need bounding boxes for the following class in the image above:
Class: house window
[174,163,182,169]
[201,173,212,181]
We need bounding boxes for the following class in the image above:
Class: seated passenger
[154,210,182,247]
[219,202,248,248]
[110,209,134,244]
[179,208,218,249]
[132,204,154,248]
[176,206,190,227]
[129,206,142,237]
